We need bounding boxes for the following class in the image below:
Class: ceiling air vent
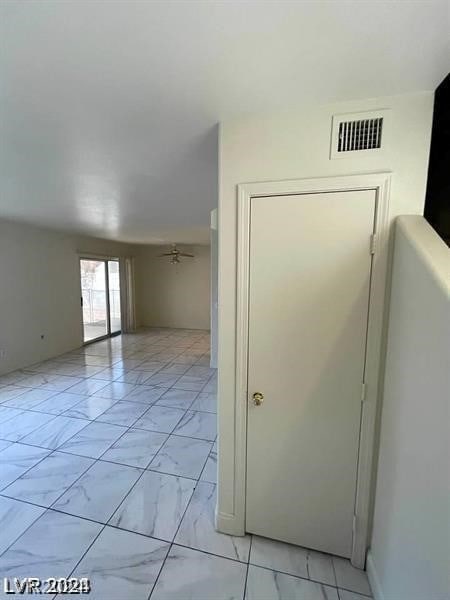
[330,110,388,159]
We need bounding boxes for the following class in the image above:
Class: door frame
[79,255,122,345]
[233,173,391,568]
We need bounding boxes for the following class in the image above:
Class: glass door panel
[108,260,121,334]
[80,259,108,342]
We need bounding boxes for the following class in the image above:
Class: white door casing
[215,173,391,568]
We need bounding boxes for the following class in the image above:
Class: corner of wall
[366,550,385,600]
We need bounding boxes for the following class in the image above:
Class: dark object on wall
[424,74,450,247]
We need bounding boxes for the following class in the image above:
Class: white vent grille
[330,110,388,159]
[337,118,383,152]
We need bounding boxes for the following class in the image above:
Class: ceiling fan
[157,244,194,264]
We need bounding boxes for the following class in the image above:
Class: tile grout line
[248,560,343,591]
[0,403,216,502]
[0,361,213,398]
[0,445,56,495]
[0,331,216,560]
[0,426,216,460]
[0,328,209,374]
[1,369,212,501]
[2,485,370,595]
[0,340,210,399]
[0,439,209,483]
[0,502,51,561]
[1,492,176,548]
[2,366,203,473]
[144,430,211,480]
[197,440,217,483]
[146,459,204,600]
[0,394,207,554]
[0,449,108,558]
[0,450,95,508]
[1,385,215,450]
[63,520,109,594]
[242,534,253,600]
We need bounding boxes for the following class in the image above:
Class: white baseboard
[215,508,245,536]
[366,550,385,600]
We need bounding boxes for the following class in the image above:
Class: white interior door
[246,190,376,558]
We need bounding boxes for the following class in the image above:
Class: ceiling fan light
[158,243,194,264]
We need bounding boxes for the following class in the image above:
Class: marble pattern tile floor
[0,328,372,600]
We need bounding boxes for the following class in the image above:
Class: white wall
[210,210,218,368]
[0,218,136,375]
[217,92,434,529]
[135,244,210,330]
[368,216,450,600]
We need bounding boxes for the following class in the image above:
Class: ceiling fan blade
[157,252,174,257]
[179,252,194,258]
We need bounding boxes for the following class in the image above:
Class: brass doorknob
[252,392,264,406]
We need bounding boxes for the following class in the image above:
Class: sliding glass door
[80,258,121,343]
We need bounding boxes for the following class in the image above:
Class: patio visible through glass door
[80,258,121,343]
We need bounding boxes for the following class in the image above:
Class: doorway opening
[80,258,122,343]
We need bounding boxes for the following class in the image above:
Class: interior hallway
[0,328,370,599]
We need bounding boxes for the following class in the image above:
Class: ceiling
[1,1,448,245]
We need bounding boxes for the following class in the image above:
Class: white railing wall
[368,216,450,600]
